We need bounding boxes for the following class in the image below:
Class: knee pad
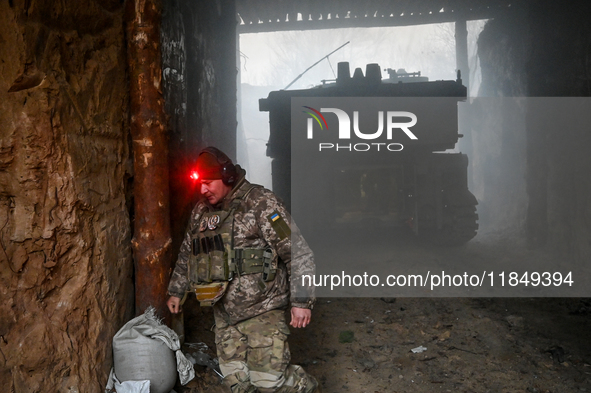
[221,362,256,393]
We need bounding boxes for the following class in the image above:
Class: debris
[419,356,437,362]
[189,352,223,379]
[570,299,591,315]
[438,331,451,341]
[339,331,355,343]
[411,346,428,353]
[506,315,524,328]
[546,346,565,363]
[184,342,209,352]
[447,345,482,355]
[357,357,376,370]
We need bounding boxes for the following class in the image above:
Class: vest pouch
[188,253,211,283]
[188,247,230,283]
[197,253,212,282]
[188,253,199,283]
[208,249,230,281]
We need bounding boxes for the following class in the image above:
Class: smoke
[237,21,486,191]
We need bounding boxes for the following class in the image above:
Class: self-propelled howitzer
[259,62,478,246]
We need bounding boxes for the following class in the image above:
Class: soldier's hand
[290,307,311,328]
[167,296,182,314]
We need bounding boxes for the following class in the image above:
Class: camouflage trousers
[215,309,318,393]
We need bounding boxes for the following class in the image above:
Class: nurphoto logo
[303,106,418,152]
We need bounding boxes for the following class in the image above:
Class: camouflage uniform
[168,169,318,392]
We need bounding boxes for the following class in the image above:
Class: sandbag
[108,307,194,393]
[114,333,176,393]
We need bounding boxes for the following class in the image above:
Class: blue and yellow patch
[266,210,291,240]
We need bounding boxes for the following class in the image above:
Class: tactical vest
[187,184,276,306]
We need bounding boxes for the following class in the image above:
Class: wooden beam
[238,7,496,33]
[455,18,470,91]
[237,0,513,33]
[125,0,173,322]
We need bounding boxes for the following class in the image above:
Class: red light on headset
[190,170,199,181]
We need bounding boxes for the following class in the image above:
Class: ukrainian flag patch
[267,210,291,240]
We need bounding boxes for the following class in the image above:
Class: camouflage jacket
[167,171,316,326]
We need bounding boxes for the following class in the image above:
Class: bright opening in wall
[237,21,487,190]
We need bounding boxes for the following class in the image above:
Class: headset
[198,147,237,186]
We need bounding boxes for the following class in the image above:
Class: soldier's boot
[303,375,321,393]
[309,381,322,393]
[223,370,257,393]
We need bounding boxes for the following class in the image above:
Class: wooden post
[455,18,470,93]
[126,0,172,322]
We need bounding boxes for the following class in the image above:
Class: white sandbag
[114,333,175,393]
[108,307,194,393]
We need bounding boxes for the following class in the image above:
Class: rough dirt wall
[0,1,133,392]
[474,0,591,265]
[161,0,237,256]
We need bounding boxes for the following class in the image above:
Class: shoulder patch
[267,210,291,240]
[199,218,208,232]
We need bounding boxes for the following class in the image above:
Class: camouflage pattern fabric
[167,168,316,324]
[215,309,318,393]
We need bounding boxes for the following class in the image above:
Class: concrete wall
[472,0,591,265]
[525,1,591,262]
[466,7,529,239]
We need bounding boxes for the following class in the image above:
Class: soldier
[167,147,320,393]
